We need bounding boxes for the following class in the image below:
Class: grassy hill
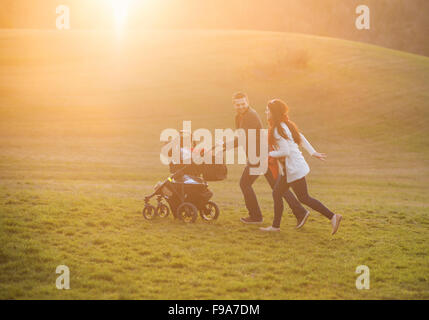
[0,29,428,299]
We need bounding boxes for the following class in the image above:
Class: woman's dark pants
[239,165,307,221]
[272,175,335,228]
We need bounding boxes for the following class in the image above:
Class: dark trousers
[272,175,335,228]
[239,165,307,220]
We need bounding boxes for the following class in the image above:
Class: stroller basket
[201,163,227,182]
[169,154,227,182]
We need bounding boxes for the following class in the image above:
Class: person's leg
[265,170,308,219]
[240,165,263,220]
[263,169,276,189]
[272,175,290,228]
[290,177,335,220]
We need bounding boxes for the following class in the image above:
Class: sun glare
[110,0,134,31]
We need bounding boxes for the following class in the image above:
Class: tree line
[1,0,428,56]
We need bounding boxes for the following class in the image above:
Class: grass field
[0,29,428,299]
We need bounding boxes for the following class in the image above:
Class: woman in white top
[260,99,342,235]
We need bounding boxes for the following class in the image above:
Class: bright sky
[110,0,135,30]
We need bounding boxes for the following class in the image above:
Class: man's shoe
[260,226,280,232]
[331,214,343,235]
[240,216,264,224]
[296,210,310,229]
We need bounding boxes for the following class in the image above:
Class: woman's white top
[269,122,316,183]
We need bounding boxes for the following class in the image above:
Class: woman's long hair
[268,99,301,148]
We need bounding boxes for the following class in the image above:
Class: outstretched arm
[300,133,327,161]
[300,133,316,155]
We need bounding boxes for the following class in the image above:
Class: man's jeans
[239,165,307,220]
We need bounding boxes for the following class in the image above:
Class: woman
[260,99,342,235]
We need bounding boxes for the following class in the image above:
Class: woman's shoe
[331,214,343,235]
[260,226,280,232]
[296,210,310,229]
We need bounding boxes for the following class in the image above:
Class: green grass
[0,29,428,299]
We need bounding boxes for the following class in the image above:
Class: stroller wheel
[177,202,198,223]
[142,205,156,220]
[156,203,170,218]
[200,201,220,221]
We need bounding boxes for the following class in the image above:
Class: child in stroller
[143,138,227,223]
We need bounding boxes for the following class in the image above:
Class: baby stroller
[142,156,227,223]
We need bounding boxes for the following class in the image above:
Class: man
[231,92,309,226]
